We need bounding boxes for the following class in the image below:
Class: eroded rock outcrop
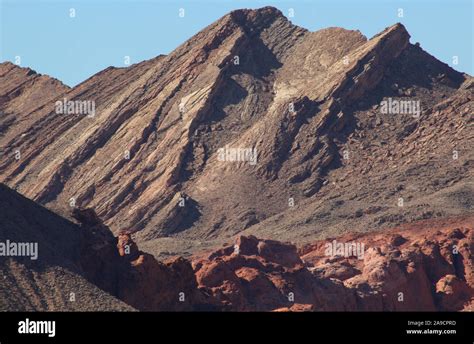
[193,217,474,311]
[115,232,208,311]
[70,208,209,311]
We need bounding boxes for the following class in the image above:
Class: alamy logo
[217,145,257,165]
[0,240,38,260]
[325,240,365,260]
[55,98,96,118]
[380,97,421,118]
[18,318,55,338]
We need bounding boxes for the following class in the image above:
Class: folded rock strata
[0,7,471,258]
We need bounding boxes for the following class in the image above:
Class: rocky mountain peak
[227,6,286,33]
[0,7,471,263]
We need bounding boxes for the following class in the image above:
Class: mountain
[0,6,472,263]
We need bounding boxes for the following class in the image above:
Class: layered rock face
[0,7,471,259]
[0,62,69,146]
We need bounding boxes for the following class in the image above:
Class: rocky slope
[0,7,471,260]
[0,184,133,311]
[0,183,211,311]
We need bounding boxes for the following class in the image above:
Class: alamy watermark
[55,98,96,118]
[217,145,257,165]
[380,97,421,119]
[18,319,55,338]
[0,240,38,260]
[325,240,365,260]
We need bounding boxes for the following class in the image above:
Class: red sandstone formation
[69,211,474,312]
[115,232,206,311]
[72,208,207,311]
[193,217,474,311]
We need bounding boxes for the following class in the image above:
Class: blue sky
[1,0,472,86]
